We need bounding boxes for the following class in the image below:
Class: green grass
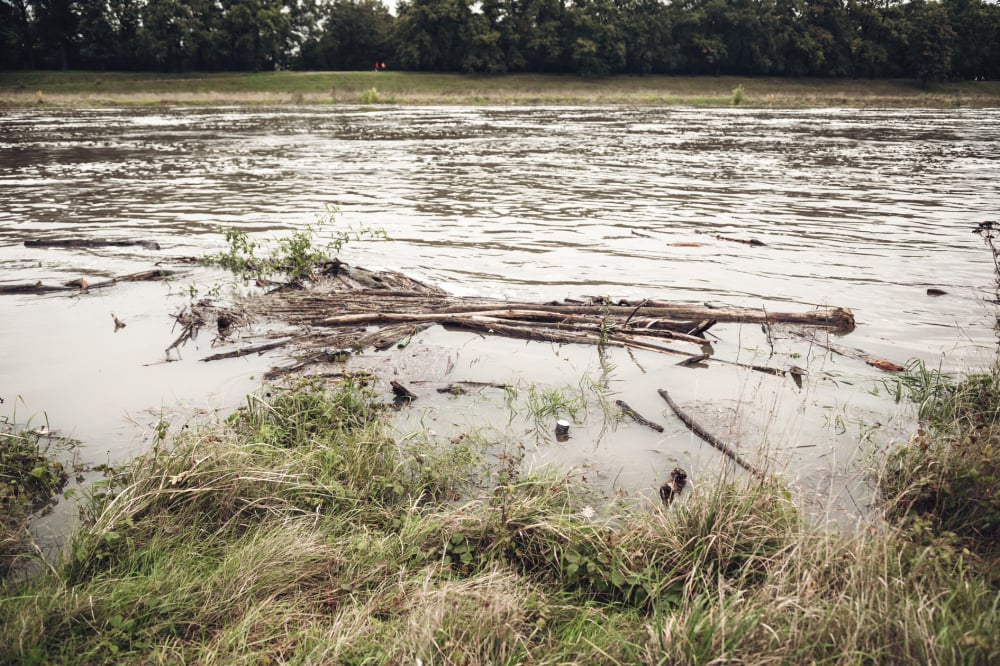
[4,70,1000,107]
[879,360,1000,581]
[3,371,999,664]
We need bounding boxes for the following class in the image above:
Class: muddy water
[2,106,999,528]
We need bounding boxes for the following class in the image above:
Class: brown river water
[2,105,999,536]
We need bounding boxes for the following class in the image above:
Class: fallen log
[24,238,162,250]
[658,388,764,479]
[0,269,182,298]
[314,309,714,347]
[0,282,74,294]
[619,300,855,333]
[444,317,700,358]
[87,269,180,290]
[431,300,853,332]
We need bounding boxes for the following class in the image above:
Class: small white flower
[580,505,595,520]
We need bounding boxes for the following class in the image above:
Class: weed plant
[210,205,387,286]
[3,376,999,664]
[0,413,69,578]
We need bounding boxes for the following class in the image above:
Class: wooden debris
[787,329,904,373]
[200,338,291,362]
[0,282,74,294]
[705,233,766,247]
[87,269,179,290]
[165,299,214,360]
[25,238,161,250]
[687,319,716,337]
[263,347,354,380]
[111,313,126,331]
[867,358,906,372]
[615,399,664,432]
[390,381,418,402]
[615,299,853,332]
[677,354,710,367]
[748,364,785,377]
[658,388,764,479]
[174,263,858,383]
[431,381,511,394]
[0,269,181,298]
[251,265,854,336]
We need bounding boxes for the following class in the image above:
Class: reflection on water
[1,106,998,523]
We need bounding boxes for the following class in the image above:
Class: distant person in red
[374,61,379,72]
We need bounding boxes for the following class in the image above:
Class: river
[2,105,998,525]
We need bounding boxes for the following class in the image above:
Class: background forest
[2,0,999,82]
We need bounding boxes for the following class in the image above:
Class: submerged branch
[615,400,664,432]
[658,388,764,479]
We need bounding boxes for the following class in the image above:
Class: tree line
[3,0,999,81]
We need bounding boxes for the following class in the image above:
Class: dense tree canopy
[2,0,999,80]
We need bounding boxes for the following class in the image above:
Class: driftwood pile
[189,261,868,480]
[219,261,857,379]
[0,238,911,484]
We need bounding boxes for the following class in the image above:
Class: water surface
[2,106,998,520]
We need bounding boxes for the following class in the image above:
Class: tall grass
[3,373,999,664]
[879,360,1000,577]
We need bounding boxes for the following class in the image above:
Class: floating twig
[615,399,664,432]
[200,338,292,362]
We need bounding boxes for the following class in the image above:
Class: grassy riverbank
[2,363,998,663]
[3,70,1000,107]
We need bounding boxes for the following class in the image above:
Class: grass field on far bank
[3,70,1000,107]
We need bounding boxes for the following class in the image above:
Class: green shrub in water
[210,205,387,285]
[732,84,745,106]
